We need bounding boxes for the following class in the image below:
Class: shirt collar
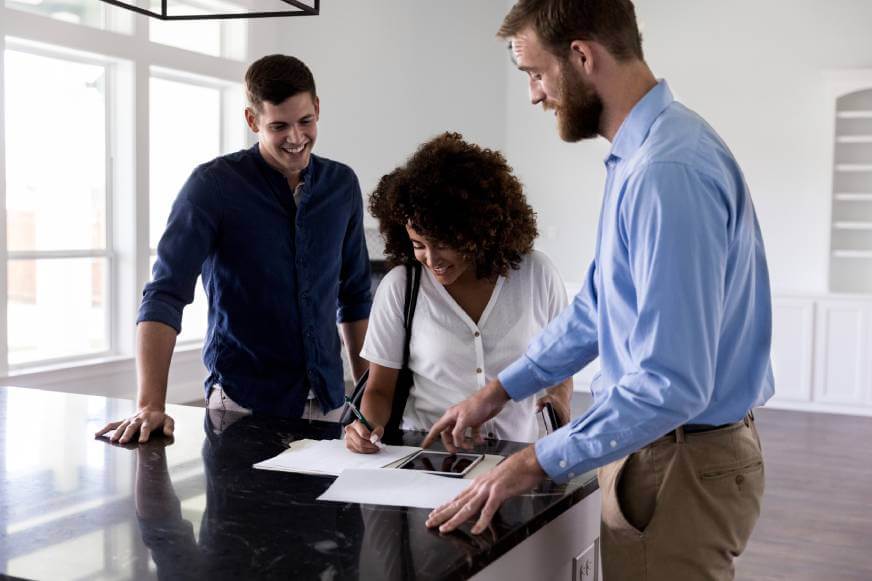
[252,143,315,188]
[606,79,674,163]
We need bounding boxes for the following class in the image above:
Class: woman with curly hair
[346,132,572,453]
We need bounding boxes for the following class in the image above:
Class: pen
[344,396,385,449]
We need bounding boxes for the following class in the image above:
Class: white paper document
[317,468,473,509]
[252,438,421,476]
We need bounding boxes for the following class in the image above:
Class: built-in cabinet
[764,69,872,416]
[770,295,872,415]
[828,72,872,293]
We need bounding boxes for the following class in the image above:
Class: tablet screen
[398,451,483,476]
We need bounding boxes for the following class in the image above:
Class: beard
[552,61,603,142]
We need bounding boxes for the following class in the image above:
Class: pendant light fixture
[98,0,318,20]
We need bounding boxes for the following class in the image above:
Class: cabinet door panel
[814,303,869,404]
[771,300,814,402]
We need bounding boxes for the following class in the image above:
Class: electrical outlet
[572,540,598,581]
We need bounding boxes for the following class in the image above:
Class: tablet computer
[397,450,484,478]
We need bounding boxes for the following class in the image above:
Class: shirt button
[474,331,480,337]
[559,460,567,468]
[476,368,482,374]
[610,440,618,448]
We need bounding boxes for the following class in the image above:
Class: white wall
[505,0,872,293]
[254,0,511,227]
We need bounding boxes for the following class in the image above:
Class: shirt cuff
[137,300,182,334]
[336,301,372,323]
[498,356,554,401]
[534,430,579,484]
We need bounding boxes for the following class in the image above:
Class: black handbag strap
[384,262,421,434]
[341,262,421,430]
[402,262,422,367]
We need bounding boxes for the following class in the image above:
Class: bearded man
[423,1,774,579]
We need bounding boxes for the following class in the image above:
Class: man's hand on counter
[421,379,510,451]
[425,445,546,535]
[95,408,175,444]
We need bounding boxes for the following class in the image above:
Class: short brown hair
[498,0,643,62]
[369,132,538,280]
[244,54,316,111]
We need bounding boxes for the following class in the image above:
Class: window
[5,0,131,32]
[149,72,245,342]
[4,49,110,365]
[149,0,247,58]
[0,0,250,372]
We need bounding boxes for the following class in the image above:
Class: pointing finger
[422,414,453,449]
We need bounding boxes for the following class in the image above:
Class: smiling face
[511,28,603,142]
[405,224,474,287]
[245,91,319,185]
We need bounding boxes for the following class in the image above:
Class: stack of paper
[252,438,421,476]
[317,468,473,509]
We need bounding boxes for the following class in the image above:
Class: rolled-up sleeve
[336,173,372,323]
[137,170,221,333]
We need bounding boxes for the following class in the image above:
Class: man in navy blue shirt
[98,55,372,443]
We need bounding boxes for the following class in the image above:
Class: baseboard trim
[765,398,872,417]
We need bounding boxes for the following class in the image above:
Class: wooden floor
[734,408,872,580]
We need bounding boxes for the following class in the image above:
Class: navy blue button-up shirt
[138,145,372,416]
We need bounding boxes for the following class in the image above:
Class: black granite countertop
[0,386,597,580]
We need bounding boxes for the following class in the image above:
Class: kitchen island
[0,386,600,580]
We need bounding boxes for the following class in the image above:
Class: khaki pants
[598,415,764,580]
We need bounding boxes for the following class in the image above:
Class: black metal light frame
[98,0,319,20]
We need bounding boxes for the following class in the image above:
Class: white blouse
[361,250,568,443]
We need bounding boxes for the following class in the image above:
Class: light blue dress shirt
[499,81,775,482]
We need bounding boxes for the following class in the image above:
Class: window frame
[3,40,115,370]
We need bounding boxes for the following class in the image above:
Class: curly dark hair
[369,132,538,280]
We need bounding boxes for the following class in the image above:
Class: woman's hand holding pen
[345,420,385,454]
[344,395,387,454]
